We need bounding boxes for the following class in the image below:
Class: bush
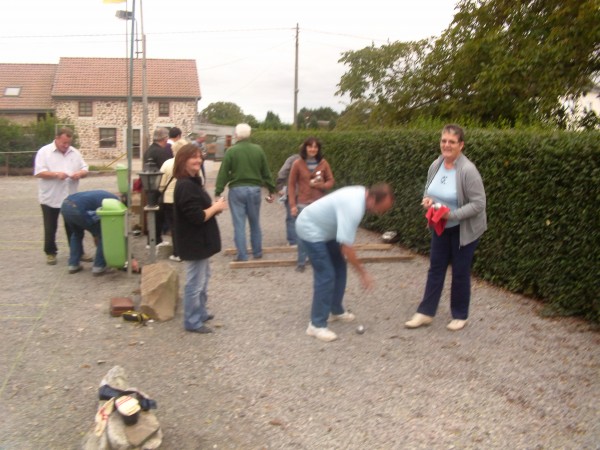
[254,128,600,322]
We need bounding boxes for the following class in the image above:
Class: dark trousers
[41,204,75,255]
[417,226,479,320]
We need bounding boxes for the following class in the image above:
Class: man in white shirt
[34,127,89,265]
[296,183,394,342]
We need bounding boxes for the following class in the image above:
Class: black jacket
[174,176,221,261]
[143,143,172,170]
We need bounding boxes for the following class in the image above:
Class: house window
[158,102,169,117]
[3,87,21,96]
[79,101,93,117]
[99,128,117,148]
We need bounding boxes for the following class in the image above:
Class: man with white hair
[215,123,276,261]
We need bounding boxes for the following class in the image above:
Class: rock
[81,366,163,450]
[139,262,179,321]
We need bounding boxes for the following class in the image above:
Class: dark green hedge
[254,129,600,322]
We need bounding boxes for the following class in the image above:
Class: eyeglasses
[440,139,459,145]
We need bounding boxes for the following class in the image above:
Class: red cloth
[425,205,450,236]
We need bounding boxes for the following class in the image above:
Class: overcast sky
[1,0,458,124]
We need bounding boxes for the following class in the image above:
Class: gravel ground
[0,164,598,450]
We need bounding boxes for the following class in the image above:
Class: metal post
[293,23,299,130]
[125,0,136,275]
[144,206,159,263]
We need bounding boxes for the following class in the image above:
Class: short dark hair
[442,124,465,142]
[169,127,182,139]
[56,127,73,138]
[368,183,394,204]
[299,137,323,162]
[173,144,202,179]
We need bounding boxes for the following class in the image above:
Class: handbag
[157,176,174,205]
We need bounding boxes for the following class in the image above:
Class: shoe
[157,241,170,247]
[205,314,214,321]
[295,265,305,273]
[92,266,107,276]
[68,265,83,274]
[169,255,182,262]
[80,253,94,262]
[253,254,262,259]
[306,323,338,342]
[447,319,467,331]
[46,254,57,265]
[328,311,356,323]
[187,325,213,334]
[405,313,433,329]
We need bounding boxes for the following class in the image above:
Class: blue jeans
[183,259,211,330]
[417,226,479,320]
[60,200,104,268]
[228,186,262,260]
[295,205,307,267]
[284,199,297,246]
[301,239,347,328]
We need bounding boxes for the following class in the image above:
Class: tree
[200,102,245,126]
[337,0,600,126]
[262,111,285,130]
[296,107,340,130]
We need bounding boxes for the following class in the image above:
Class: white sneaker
[169,255,182,262]
[306,323,338,342]
[328,311,356,323]
[447,319,467,331]
[405,313,433,329]
[157,241,170,247]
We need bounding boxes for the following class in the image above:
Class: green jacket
[215,140,276,196]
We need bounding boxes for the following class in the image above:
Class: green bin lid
[97,198,127,216]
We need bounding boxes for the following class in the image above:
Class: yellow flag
[103,0,126,3]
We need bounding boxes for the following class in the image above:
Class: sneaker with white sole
[169,255,182,262]
[328,311,356,323]
[306,323,338,342]
[157,241,170,247]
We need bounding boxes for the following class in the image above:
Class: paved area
[0,164,598,449]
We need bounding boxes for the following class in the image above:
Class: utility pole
[140,0,149,154]
[293,23,299,130]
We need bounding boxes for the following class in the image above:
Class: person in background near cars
[34,127,90,266]
[174,144,228,333]
[191,131,207,181]
[296,183,394,342]
[60,190,119,276]
[143,127,172,248]
[214,123,277,261]
[276,151,301,246]
[288,137,335,272]
[405,124,487,332]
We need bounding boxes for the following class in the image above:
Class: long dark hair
[299,137,323,162]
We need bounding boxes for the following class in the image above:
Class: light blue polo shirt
[295,186,366,244]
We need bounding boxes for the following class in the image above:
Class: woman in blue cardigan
[173,144,228,333]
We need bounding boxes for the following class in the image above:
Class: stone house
[0,57,200,159]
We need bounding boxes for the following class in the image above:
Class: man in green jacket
[215,123,276,261]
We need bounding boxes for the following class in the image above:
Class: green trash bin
[116,164,129,194]
[97,198,127,268]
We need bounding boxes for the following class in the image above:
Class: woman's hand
[421,197,434,210]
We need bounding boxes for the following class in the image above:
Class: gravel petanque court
[0,164,598,449]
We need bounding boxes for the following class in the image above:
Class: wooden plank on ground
[229,254,413,269]
[223,243,393,255]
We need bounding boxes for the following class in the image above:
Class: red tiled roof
[0,63,57,111]
[52,57,200,99]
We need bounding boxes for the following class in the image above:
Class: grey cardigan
[424,153,487,247]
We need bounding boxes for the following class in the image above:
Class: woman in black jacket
[173,144,227,333]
